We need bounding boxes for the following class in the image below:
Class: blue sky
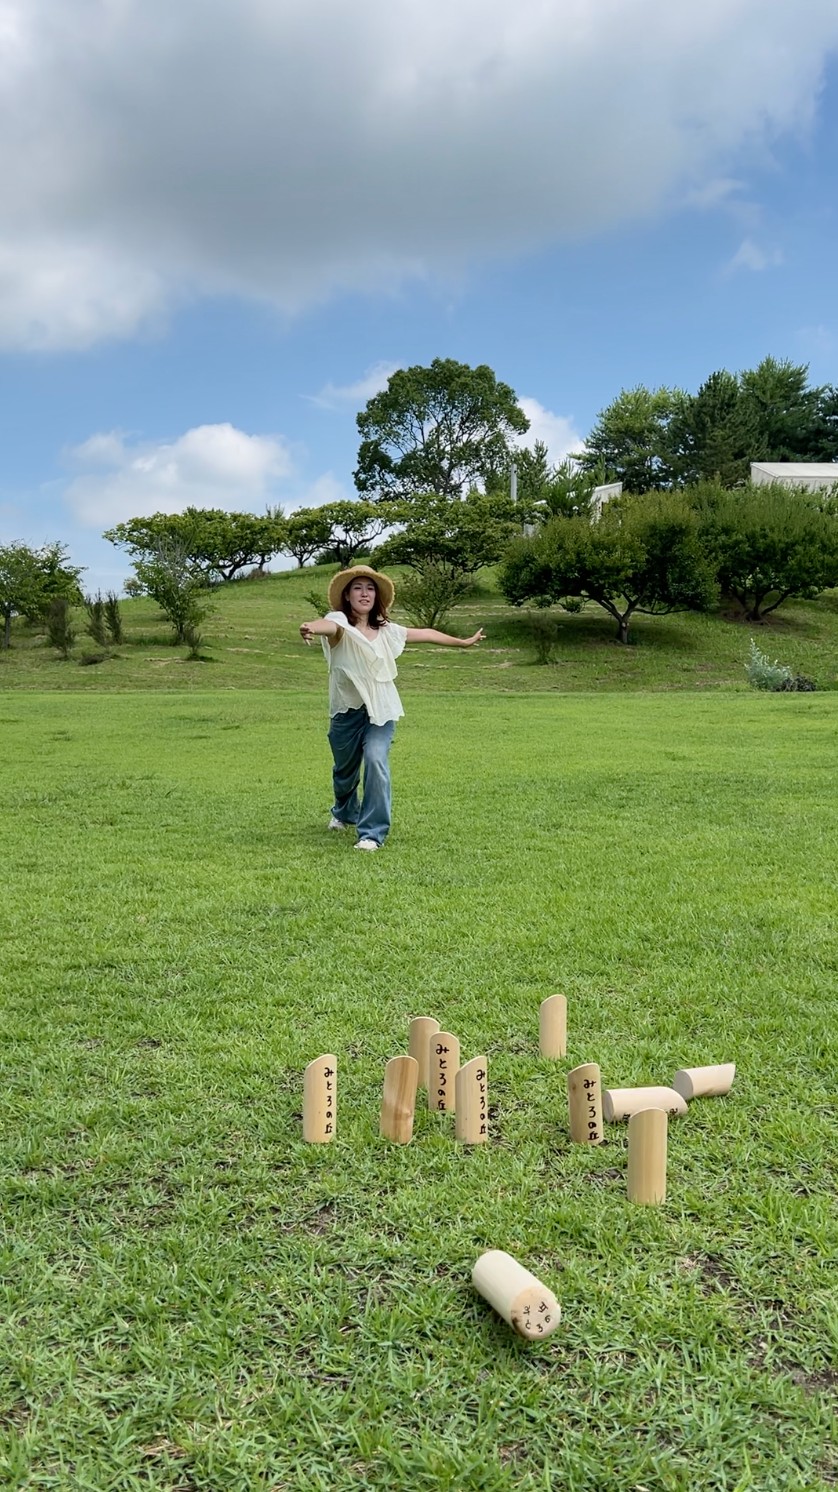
[0,0,836,593]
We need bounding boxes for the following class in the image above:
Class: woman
[299,564,484,850]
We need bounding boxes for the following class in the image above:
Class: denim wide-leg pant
[328,706,396,846]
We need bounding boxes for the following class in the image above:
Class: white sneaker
[354,838,380,851]
[328,816,351,830]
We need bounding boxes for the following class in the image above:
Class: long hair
[340,580,389,630]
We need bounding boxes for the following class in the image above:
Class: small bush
[78,650,109,666]
[397,566,471,629]
[745,639,816,692]
[84,592,108,646]
[527,612,561,665]
[183,622,212,661]
[303,589,329,618]
[45,597,75,658]
[104,592,124,644]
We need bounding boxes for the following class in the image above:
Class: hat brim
[328,565,395,613]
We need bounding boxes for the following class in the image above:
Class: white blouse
[320,611,408,725]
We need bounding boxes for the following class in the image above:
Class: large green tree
[313,500,389,567]
[576,386,685,491]
[105,509,287,581]
[693,482,838,620]
[0,542,83,649]
[355,358,529,502]
[500,492,716,644]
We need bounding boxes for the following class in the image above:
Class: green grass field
[2,579,837,1489]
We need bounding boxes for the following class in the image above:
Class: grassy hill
[3,563,838,693]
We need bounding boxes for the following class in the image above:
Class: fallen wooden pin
[429,1031,460,1112]
[303,1054,337,1143]
[627,1107,668,1204]
[380,1055,419,1143]
[472,1250,561,1340]
[538,994,567,1059]
[455,1055,488,1143]
[672,1063,736,1101]
[567,1062,603,1144]
[603,1086,687,1122]
[408,1015,440,1091]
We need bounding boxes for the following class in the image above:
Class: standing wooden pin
[303,1055,337,1143]
[567,1062,603,1145]
[429,1032,460,1112]
[672,1063,736,1101]
[455,1055,489,1143]
[380,1055,419,1144]
[539,995,567,1059]
[472,1250,561,1340]
[408,1016,440,1090]
[627,1107,667,1204]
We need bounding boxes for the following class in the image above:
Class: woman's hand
[462,629,486,647]
[299,622,317,645]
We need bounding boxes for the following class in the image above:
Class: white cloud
[64,423,294,528]
[0,0,836,348]
[726,237,784,273]
[308,361,402,410]
[516,399,583,466]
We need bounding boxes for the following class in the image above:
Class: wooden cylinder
[429,1032,460,1112]
[380,1055,419,1143]
[455,1055,488,1143]
[472,1250,561,1340]
[567,1062,603,1145]
[627,1107,667,1204]
[603,1086,687,1122]
[672,1063,736,1101]
[538,995,567,1059]
[302,1054,337,1142]
[408,1016,440,1089]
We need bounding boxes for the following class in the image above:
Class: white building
[751,462,838,491]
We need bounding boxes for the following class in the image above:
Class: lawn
[1,688,837,1490]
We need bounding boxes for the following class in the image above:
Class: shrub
[104,592,124,644]
[85,592,108,646]
[303,589,329,618]
[397,565,471,629]
[78,650,109,666]
[45,597,75,658]
[527,612,561,664]
[744,639,817,692]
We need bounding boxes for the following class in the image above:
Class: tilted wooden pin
[455,1055,489,1143]
[303,1054,337,1143]
[472,1250,561,1340]
[603,1086,687,1122]
[380,1055,419,1144]
[539,995,567,1059]
[627,1107,668,1204]
[567,1061,603,1144]
[672,1063,736,1101]
[429,1031,460,1112]
[408,1016,440,1090]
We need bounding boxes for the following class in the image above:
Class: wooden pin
[303,1054,337,1142]
[379,1055,419,1144]
[538,995,567,1059]
[429,1032,460,1112]
[455,1055,489,1143]
[567,1061,603,1145]
[627,1107,668,1204]
[672,1063,736,1101]
[603,1086,687,1122]
[472,1250,561,1340]
[408,1016,440,1089]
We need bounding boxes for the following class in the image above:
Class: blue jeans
[328,707,396,846]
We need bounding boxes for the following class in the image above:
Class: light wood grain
[538,995,567,1059]
[567,1061,603,1144]
[429,1031,460,1112]
[379,1055,419,1143]
[302,1054,337,1143]
[455,1055,488,1143]
[408,1016,440,1089]
[627,1107,667,1204]
[672,1063,736,1101]
[472,1250,561,1340]
[603,1086,687,1122]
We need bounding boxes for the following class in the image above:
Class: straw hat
[328,564,395,612]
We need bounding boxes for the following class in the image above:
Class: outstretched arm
[405,627,485,647]
[299,617,342,646]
